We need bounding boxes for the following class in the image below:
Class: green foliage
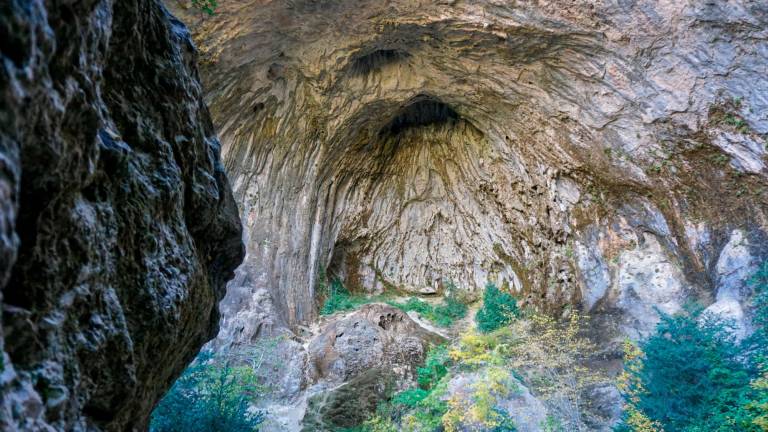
[475,283,519,333]
[616,306,762,432]
[489,407,518,432]
[747,261,768,362]
[389,282,468,327]
[320,279,359,315]
[417,345,451,389]
[320,278,369,315]
[401,376,451,431]
[392,388,429,408]
[355,347,452,432]
[191,0,218,15]
[318,273,468,327]
[150,350,265,432]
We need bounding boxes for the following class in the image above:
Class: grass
[319,277,469,327]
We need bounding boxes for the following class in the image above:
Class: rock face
[176,0,768,340]
[300,305,445,430]
[0,1,243,430]
[243,304,445,431]
[307,303,445,385]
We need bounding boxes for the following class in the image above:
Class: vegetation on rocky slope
[616,262,768,432]
[319,275,468,328]
[151,268,768,432]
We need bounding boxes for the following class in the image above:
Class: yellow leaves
[623,407,664,432]
[617,340,664,432]
[441,367,514,431]
[441,396,462,432]
[449,331,502,367]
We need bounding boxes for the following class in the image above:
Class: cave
[2,0,768,431]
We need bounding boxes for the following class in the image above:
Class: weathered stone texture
[0,0,243,430]
[177,1,767,344]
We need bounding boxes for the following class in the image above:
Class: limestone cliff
[0,0,243,430]
[180,0,767,344]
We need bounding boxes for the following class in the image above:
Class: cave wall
[179,1,767,341]
[0,0,243,430]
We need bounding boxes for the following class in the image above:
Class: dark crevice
[347,49,410,76]
[378,95,459,137]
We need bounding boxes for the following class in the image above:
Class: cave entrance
[323,96,523,296]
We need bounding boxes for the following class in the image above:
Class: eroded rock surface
[308,303,446,385]
[169,1,768,343]
[0,0,243,430]
[248,304,445,431]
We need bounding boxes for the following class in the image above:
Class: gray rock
[171,0,768,340]
[444,369,548,432]
[0,1,243,430]
[307,303,445,385]
[616,234,687,339]
[713,131,767,174]
[705,229,758,338]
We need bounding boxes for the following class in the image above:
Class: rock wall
[183,1,767,343]
[0,0,243,430]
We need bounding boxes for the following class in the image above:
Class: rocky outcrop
[0,0,243,430]
[444,370,548,432]
[308,304,445,385]
[175,1,767,349]
[249,304,445,431]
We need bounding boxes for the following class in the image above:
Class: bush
[475,283,519,333]
[150,350,265,432]
[319,274,469,327]
[388,284,468,327]
[392,388,429,408]
[320,278,368,315]
[192,0,218,15]
[616,307,760,432]
[417,345,451,389]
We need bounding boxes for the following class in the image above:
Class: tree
[616,307,758,432]
[502,312,606,431]
[475,283,519,333]
[150,348,267,432]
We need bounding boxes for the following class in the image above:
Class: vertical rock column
[0,0,244,430]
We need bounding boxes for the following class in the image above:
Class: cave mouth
[324,99,525,297]
[347,48,412,77]
[378,95,460,138]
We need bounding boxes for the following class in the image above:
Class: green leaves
[150,350,266,432]
[616,301,767,432]
[416,345,450,390]
[475,283,519,333]
[191,0,218,16]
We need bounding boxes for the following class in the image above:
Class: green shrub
[320,278,368,315]
[192,0,218,15]
[392,388,429,408]
[616,306,761,432]
[475,283,519,333]
[401,376,450,431]
[319,274,469,326]
[390,290,467,328]
[435,280,469,324]
[417,345,451,389]
[150,350,265,432]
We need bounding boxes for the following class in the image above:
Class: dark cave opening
[378,95,460,137]
[347,48,411,76]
